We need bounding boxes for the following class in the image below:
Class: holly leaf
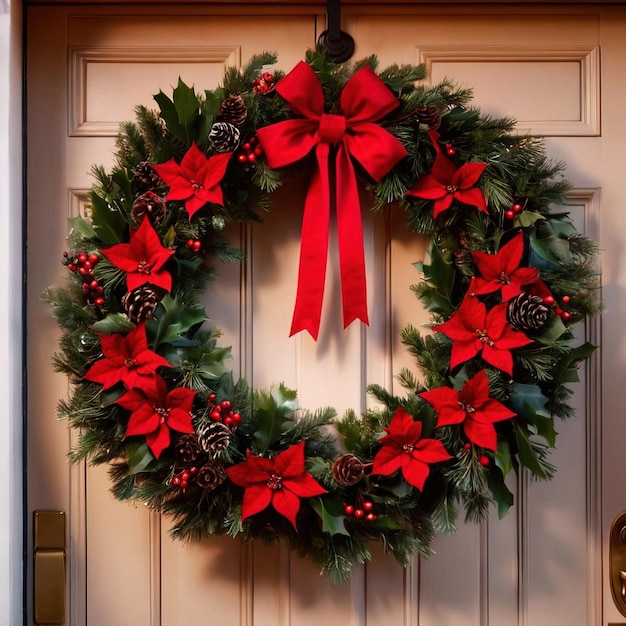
[252,384,298,452]
[154,90,187,141]
[91,313,135,335]
[172,78,200,129]
[487,466,514,519]
[514,423,549,478]
[534,314,568,345]
[310,496,350,537]
[514,211,544,228]
[494,439,513,478]
[126,441,159,475]
[88,192,127,244]
[147,295,208,348]
[68,216,97,240]
[197,347,231,380]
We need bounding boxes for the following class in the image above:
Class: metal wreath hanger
[317,0,355,63]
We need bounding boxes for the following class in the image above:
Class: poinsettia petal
[454,162,487,188]
[201,152,232,192]
[400,457,430,490]
[166,387,197,412]
[472,277,501,296]
[430,152,458,185]
[83,358,125,389]
[419,386,466,427]
[145,422,170,459]
[461,369,491,406]
[471,249,502,281]
[125,404,160,436]
[179,143,209,179]
[372,444,402,477]
[241,484,273,520]
[500,234,524,273]
[454,187,488,212]
[482,344,514,376]
[433,194,454,218]
[274,442,306,478]
[450,339,481,370]
[477,398,516,424]
[272,488,302,529]
[226,461,255,488]
[166,407,195,434]
[405,174,447,200]
[464,418,497,450]
[116,388,149,412]
[127,273,172,293]
[284,473,327,498]
[184,195,209,218]
[102,244,140,273]
[414,438,452,464]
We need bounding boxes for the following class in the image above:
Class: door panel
[27,4,617,625]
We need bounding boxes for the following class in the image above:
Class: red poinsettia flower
[116,376,196,459]
[101,217,174,293]
[471,233,539,301]
[434,292,532,376]
[225,442,327,529]
[371,407,451,490]
[152,143,231,219]
[406,130,488,218]
[419,370,516,451]
[83,322,170,394]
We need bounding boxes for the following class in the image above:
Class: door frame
[1,0,24,625]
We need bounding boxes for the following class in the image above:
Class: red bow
[256,62,408,340]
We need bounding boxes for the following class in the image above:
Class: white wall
[0,0,23,624]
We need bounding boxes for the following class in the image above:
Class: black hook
[317,0,355,63]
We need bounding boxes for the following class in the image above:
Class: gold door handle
[33,510,66,625]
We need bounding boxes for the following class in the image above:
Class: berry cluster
[543,294,572,323]
[343,498,377,523]
[445,142,456,156]
[252,71,275,95]
[504,199,527,220]
[172,466,199,490]
[237,135,263,165]
[207,393,242,428]
[185,238,202,253]
[63,251,104,306]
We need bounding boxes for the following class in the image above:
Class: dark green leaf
[310,496,350,537]
[514,424,548,478]
[126,442,159,474]
[91,313,135,335]
[69,216,97,240]
[89,193,127,244]
[487,467,514,519]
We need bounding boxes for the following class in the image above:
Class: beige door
[26,3,623,625]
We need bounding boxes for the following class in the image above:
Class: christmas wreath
[45,50,600,582]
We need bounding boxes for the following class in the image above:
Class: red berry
[561,311,571,322]
[220,400,231,410]
[67,264,76,272]
[231,413,242,425]
[544,295,555,306]
[479,455,490,467]
[554,307,563,316]
[190,467,198,474]
[94,297,105,306]
[192,240,201,252]
[247,153,257,163]
[366,513,377,522]
[224,416,233,426]
[83,260,93,270]
[463,442,471,451]
[209,409,222,421]
[249,135,257,145]
[172,476,181,486]
[354,509,365,519]
[180,480,188,489]
[82,284,89,293]
[562,295,571,303]
[186,239,194,249]
[242,142,251,152]
[63,251,69,258]
[362,500,374,512]
[77,252,87,264]
[182,470,190,481]
[344,504,354,515]
[90,279,99,289]
[504,209,515,220]
[512,203,523,213]
[254,145,263,157]
[208,393,217,402]
[237,154,247,164]
[88,253,99,264]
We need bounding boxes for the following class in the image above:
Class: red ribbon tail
[336,146,369,330]
[289,145,331,340]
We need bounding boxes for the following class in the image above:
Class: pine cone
[174,434,202,466]
[131,191,167,226]
[208,122,240,153]
[198,422,231,453]
[507,292,550,330]
[133,161,161,191]
[122,285,159,323]
[220,95,247,126]
[332,454,365,487]
[195,460,226,491]
[415,105,442,130]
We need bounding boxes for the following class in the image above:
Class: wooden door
[26,3,623,625]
